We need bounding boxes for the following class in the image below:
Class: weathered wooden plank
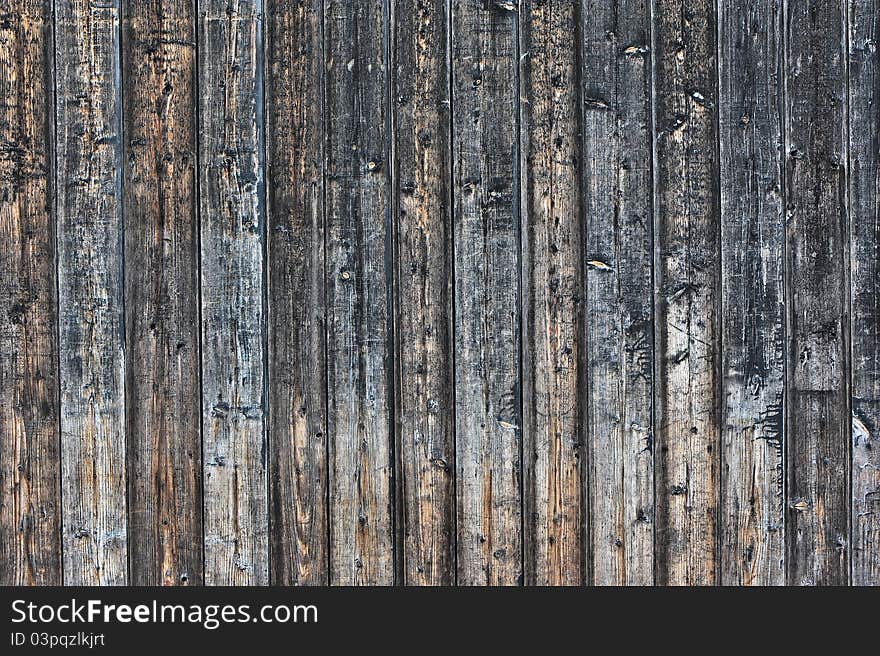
[652,0,720,585]
[265,0,328,585]
[717,0,785,585]
[581,0,654,585]
[849,0,880,589]
[0,0,61,586]
[520,0,583,586]
[325,0,394,585]
[852,412,880,584]
[452,0,522,586]
[198,0,268,586]
[123,0,202,585]
[783,0,849,586]
[392,0,455,585]
[55,0,127,585]
[850,0,880,586]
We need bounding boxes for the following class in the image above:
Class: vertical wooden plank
[0,0,61,586]
[850,0,880,586]
[519,0,584,586]
[393,0,455,585]
[198,0,268,586]
[265,0,328,585]
[581,0,655,585]
[784,0,849,586]
[325,0,394,585]
[453,0,522,586]
[652,0,720,585]
[852,411,879,583]
[55,0,127,584]
[123,0,202,585]
[717,0,785,585]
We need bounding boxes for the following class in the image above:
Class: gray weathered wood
[12,0,880,588]
[849,0,880,587]
[265,0,329,585]
[784,0,849,586]
[0,0,62,586]
[392,0,455,585]
[123,0,203,585]
[199,0,268,586]
[520,0,584,586]
[581,0,655,586]
[325,0,395,585]
[453,0,522,586]
[652,0,720,585]
[717,0,785,585]
[852,412,880,584]
[55,0,127,585]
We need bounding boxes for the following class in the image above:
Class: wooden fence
[1,0,877,586]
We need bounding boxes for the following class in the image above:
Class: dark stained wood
[199,0,268,586]
[55,0,127,585]
[717,0,785,585]
[580,0,655,585]
[652,0,721,585]
[783,0,849,586]
[265,0,328,585]
[392,0,455,585]
[849,0,880,587]
[452,0,522,586]
[0,0,62,586]
[325,0,394,585]
[122,0,202,586]
[520,0,584,586]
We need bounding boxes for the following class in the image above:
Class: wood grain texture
[848,0,880,587]
[325,0,394,585]
[581,0,655,586]
[0,0,61,586]
[520,0,584,586]
[123,0,202,586]
[392,0,455,586]
[265,0,328,585]
[198,0,268,586]
[55,0,127,585]
[717,0,785,585]
[783,0,849,586]
[452,0,522,586]
[7,0,880,588]
[652,0,720,586]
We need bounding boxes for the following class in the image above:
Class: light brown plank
[520,0,584,586]
[0,0,62,586]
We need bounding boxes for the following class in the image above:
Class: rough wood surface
[784,0,849,586]
[55,0,127,585]
[122,0,202,586]
[581,0,655,586]
[0,0,61,586]
[717,0,785,585]
[198,0,268,586]
[392,0,455,586]
[265,0,328,585]
[452,0,522,586]
[849,0,880,587]
[652,0,721,586]
[325,0,394,585]
[4,0,880,587]
[520,0,584,586]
